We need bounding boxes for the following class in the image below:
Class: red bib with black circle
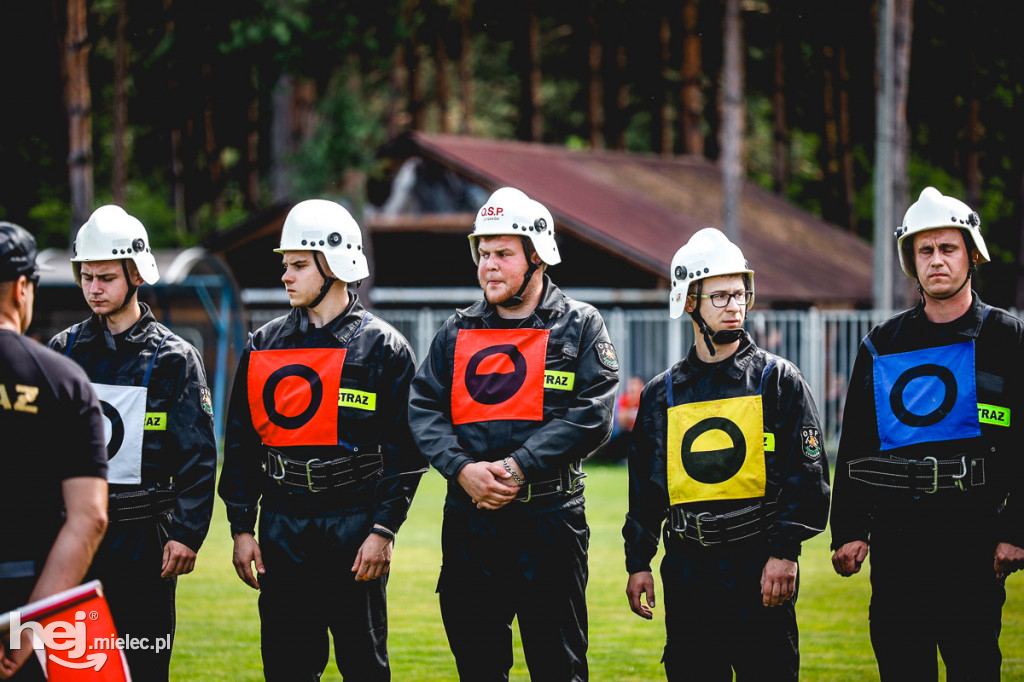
[247,348,346,446]
[452,329,549,424]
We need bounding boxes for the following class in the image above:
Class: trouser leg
[258,511,329,682]
[517,505,590,682]
[324,513,390,682]
[437,505,515,681]
[661,544,798,682]
[104,573,176,682]
[936,560,1004,682]
[91,518,176,682]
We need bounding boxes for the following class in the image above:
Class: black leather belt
[108,487,176,523]
[514,463,586,502]
[265,447,384,493]
[847,455,985,493]
[669,501,777,546]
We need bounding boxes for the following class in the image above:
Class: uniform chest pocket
[543,341,579,407]
[337,363,382,448]
[339,363,379,414]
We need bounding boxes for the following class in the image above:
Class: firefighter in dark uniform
[830,187,1024,681]
[623,228,831,681]
[48,205,217,682]
[219,199,426,681]
[0,222,108,681]
[408,188,619,682]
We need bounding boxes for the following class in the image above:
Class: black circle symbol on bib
[100,400,125,459]
[465,344,528,405]
[680,417,746,484]
[263,364,323,430]
[889,363,957,427]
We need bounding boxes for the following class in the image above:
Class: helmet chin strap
[691,280,745,357]
[307,251,338,309]
[496,237,540,308]
[917,263,975,303]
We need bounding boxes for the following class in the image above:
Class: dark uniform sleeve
[509,310,619,478]
[622,378,669,574]
[994,320,1024,549]
[764,360,831,560]
[409,320,477,480]
[372,340,428,534]
[218,344,265,536]
[166,343,218,552]
[829,342,875,551]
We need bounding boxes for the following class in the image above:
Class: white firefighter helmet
[275,199,369,283]
[469,187,561,266]
[896,187,990,278]
[669,227,754,319]
[71,205,160,286]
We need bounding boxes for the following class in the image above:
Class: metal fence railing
[247,305,1019,452]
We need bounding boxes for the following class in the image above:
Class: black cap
[0,222,40,282]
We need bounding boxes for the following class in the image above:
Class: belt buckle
[922,456,939,494]
[694,512,712,546]
[951,455,969,492]
[305,458,322,493]
[566,468,587,495]
[518,484,532,503]
[268,451,286,484]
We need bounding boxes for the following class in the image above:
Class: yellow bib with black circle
[666,394,767,505]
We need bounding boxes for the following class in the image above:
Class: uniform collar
[458,274,567,321]
[910,290,987,339]
[75,302,157,347]
[675,331,758,385]
[280,291,367,345]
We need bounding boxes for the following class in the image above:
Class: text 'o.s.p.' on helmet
[469,187,561,266]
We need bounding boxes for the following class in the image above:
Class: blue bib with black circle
[868,338,981,451]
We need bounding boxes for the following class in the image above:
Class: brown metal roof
[403,132,874,306]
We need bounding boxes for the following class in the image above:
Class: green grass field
[170,464,1024,681]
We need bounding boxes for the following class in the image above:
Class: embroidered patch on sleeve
[801,426,822,460]
[595,341,619,371]
[200,386,214,417]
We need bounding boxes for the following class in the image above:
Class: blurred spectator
[591,376,644,463]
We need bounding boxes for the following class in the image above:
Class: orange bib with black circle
[247,348,346,446]
[451,328,549,424]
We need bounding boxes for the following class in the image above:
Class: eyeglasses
[693,290,752,308]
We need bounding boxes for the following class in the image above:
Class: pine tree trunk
[516,7,542,141]
[822,45,841,221]
[720,0,744,243]
[654,13,673,155]
[435,28,451,133]
[587,5,604,149]
[457,0,474,134]
[965,49,981,208]
[62,0,93,240]
[892,0,914,308]
[245,66,260,208]
[112,0,127,205]
[837,43,857,233]
[771,14,789,194]
[680,0,704,156]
